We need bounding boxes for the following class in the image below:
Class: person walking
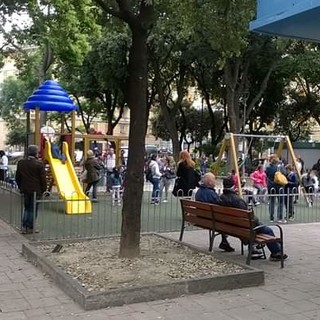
[15,145,47,234]
[84,150,103,202]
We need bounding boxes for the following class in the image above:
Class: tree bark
[118,7,153,258]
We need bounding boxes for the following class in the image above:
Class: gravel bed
[37,235,245,293]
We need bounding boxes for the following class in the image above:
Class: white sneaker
[278,219,287,224]
[162,199,168,203]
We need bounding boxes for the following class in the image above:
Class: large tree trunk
[93,0,152,258]
[119,26,149,258]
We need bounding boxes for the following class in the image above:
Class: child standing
[110,167,123,205]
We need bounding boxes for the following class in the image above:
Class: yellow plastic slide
[45,141,92,214]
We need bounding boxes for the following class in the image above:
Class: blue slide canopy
[23,80,78,112]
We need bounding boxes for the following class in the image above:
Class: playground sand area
[37,234,245,292]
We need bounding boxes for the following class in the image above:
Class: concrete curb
[22,235,264,310]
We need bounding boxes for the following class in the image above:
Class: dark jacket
[286,171,299,192]
[84,158,103,184]
[195,184,221,204]
[15,156,47,195]
[220,189,260,226]
[176,162,198,196]
[220,189,248,210]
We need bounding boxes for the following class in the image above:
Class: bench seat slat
[215,222,252,239]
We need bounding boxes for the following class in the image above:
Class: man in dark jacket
[195,173,235,252]
[221,177,288,262]
[15,145,47,234]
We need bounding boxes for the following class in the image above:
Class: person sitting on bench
[195,172,235,252]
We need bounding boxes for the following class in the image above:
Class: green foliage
[151,106,222,144]
[0,76,30,129]
[5,124,26,146]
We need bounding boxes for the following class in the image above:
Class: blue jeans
[22,192,39,229]
[151,177,160,202]
[257,225,281,254]
[268,187,284,220]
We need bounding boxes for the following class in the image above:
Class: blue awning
[250,0,320,42]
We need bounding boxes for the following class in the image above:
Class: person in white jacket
[149,154,161,204]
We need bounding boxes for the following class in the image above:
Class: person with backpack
[148,154,161,204]
[265,154,286,223]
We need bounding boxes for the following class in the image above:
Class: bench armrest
[253,223,283,239]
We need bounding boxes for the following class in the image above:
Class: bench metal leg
[246,242,252,265]
[280,240,284,268]
[209,230,214,251]
[179,220,185,241]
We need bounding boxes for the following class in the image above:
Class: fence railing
[1,181,320,241]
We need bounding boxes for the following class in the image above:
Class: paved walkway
[0,220,320,320]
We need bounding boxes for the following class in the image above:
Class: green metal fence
[1,181,320,241]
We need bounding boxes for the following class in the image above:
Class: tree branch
[245,61,278,120]
[93,0,124,20]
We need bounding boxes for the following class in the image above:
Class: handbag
[80,170,88,183]
[274,170,288,186]
[172,177,183,197]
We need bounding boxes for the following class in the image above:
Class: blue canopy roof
[23,80,78,112]
[250,0,320,42]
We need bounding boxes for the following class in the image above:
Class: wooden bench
[179,199,285,268]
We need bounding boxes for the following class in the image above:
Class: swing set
[213,133,308,203]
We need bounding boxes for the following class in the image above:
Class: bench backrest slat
[180,199,256,241]
[210,204,253,219]
[180,199,214,230]
[214,212,252,228]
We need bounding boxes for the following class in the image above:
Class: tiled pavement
[1,219,320,320]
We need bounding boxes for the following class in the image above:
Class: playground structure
[213,133,308,203]
[45,141,92,214]
[23,80,127,214]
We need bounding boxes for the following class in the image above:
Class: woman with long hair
[174,150,199,197]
